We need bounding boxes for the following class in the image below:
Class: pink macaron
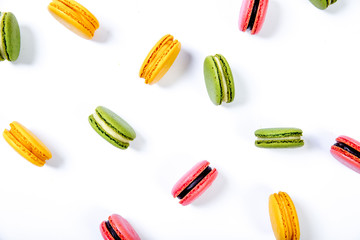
[238,0,269,34]
[331,135,360,174]
[100,214,140,240]
[171,160,218,206]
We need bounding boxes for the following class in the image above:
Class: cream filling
[93,113,130,144]
[214,56,228,103]
[257,136,301,141]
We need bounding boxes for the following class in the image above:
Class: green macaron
[89,106,136,149]
[309,0,337,9]
[255,128,304,148]
[0,12,21,61]
[203,54,235,105]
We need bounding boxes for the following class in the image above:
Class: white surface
[1,0,360,239]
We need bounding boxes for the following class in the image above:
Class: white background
[1,0,360,239]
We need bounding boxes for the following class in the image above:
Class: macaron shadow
[191,171,226,207]
[223,67,248,108]
[129,131,145,151]
[294,201,314,240]
[157,48,192,87]
[92,25,111,43]
[257,0,281,38]
[13,25,36,65]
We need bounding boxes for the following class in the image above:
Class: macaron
[89,106,136,150]
[171,160,218,206]
[203,54,235,105]
[48,0,99,39]
[309,0,337,10]
[269,191,300,240]
[238,0,269,34]
[0,12,21,61]
[100,214,140,240]
[139,34,181,84]
[255,128,304,148]
[3,121,52,167]
[330,135,360,174]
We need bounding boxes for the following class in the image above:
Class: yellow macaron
[3,121,52,167]
[48,0,99,39]
[269,191,300,240]
[139,34,181,84]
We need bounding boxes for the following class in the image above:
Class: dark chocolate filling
[334,142,360,159]
[177,166,212,199]
[105,221,122,240]
[247,0,260,30]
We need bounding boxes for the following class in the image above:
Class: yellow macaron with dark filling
[269,191,300,240]
[3,121,52,167]
[48,0,99,39]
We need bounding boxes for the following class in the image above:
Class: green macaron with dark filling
[255,128,304,148]
[309,0,337,10]
[89,106,136,149]
[203,54,235,105]
[0,12,20,62]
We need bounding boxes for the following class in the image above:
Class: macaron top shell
[95,106,136,141]
[309,0,337,9]
[252,0,269,34]
[255,128,303,138]
[239,0,255,32]
[0,12,21,61]
[100,214,140,240]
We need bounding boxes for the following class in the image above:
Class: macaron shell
[95,106,136,140]
[238,0,254,31]
[255,140,304,148]
[1,12,21,61]
[179,168,218,206]
[204,56,222,105]
[309,0,329,9]
[99,221,115,240]
[255,128,303,138]
[109,214,141,240]
[336,135,360,152]
[172,160,210,198]
[48,0,97,39]
[330,147,360,174]
[251,0,269,34]
[215,54,235,103]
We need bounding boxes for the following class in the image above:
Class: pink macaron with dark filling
[238,0,269,34]
[171,160,218,206]
[331,135,360,174]
[100,214,140,240]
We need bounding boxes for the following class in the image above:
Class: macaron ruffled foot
[309,0,337,10]
[269,191,300,240]
[255,128,304,148]
[89,106,136,150]
[3,121,52,166]
[203,54,235,105]
[100,214,141,240]
[0,12,21,61]
[48,0,99,39]
[139,34,181,84]
[172,160,218,206]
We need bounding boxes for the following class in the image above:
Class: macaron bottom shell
[309,0,337,9]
